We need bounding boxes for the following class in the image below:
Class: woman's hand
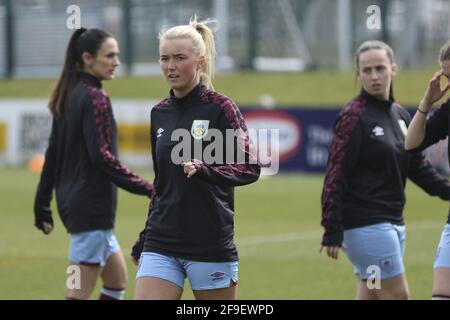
[421,70,450,110]
[41,222,53,235]
[319,244,344,260]
[181,161,198,178]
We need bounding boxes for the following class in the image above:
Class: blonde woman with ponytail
[132,17,260,300]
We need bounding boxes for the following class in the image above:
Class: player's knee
[65,290,89,300]
[122,270,129,289]
[114,275,128,290]
[432,289,450,299]
[119,278,128,290]
[107,278,127,291]
[395,288,409,300]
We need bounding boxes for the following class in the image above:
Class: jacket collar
[80,72,102,88]
[360,88,394,110]
[169,83,206,107]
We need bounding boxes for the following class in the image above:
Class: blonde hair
[439,40,450,62]
[159,16,216,90]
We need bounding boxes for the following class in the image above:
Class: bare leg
[432,268,450,299]
[101,251,128,289]
[373,273,409,300]
[65,262,102,300]
[99,251,128,299]
[193,281,237,300]
[356,277,378,300]
[135,276,183,300]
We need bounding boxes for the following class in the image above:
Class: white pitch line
[2,222,445,259]
[237,221,443,246]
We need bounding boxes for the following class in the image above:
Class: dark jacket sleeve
[408,152,450,200]
[131,189,155,260]
[82,93,154,196]
[33,118,57,230]
[403,105,450,200]
[321,108,364,247]
[408,100,449,153]
[193,99,260,187]
[132,111,158,260]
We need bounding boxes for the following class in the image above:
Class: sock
[99,287,125,300]
[432,295,450,300]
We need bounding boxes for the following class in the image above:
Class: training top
[321,89,450,247]
[34,72,153,234]
[140,84,260,262]
[407,97,450,224]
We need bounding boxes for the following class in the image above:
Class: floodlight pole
[379,0,390,44]
[246,0,257,70]
[214,0,231,71]
[337,0,351,71]
[5,0,14,78]
[122,0,133,75]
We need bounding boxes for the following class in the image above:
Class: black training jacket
[321,89,450,247]
[34,72,153,234]
[407,97,450,224]
[140,84,260,262]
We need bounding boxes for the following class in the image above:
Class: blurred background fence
[2,0,450,78]
[1,0,450,174]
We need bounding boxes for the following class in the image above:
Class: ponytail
[49,28,113,118]
[189,16,216,90]
[389,83,394,101]
[49,28,86,118]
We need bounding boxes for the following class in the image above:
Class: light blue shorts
[344,223,406,280]
[68,229,120,267]
[434,224,450,269]
[136,252,239,290]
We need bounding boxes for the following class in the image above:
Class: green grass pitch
[1,70,449,299]
[0,167,448,299]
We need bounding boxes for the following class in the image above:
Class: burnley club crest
[191,120,209,140]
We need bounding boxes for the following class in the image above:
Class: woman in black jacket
[34,28,153,300]
[132,17,260,300]
[321,40,450,299]
[405,40,450,300]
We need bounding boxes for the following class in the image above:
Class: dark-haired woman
[33,28,153,300]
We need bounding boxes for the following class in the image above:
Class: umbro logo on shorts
[379,257,394,272]
[210,271,225,281]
